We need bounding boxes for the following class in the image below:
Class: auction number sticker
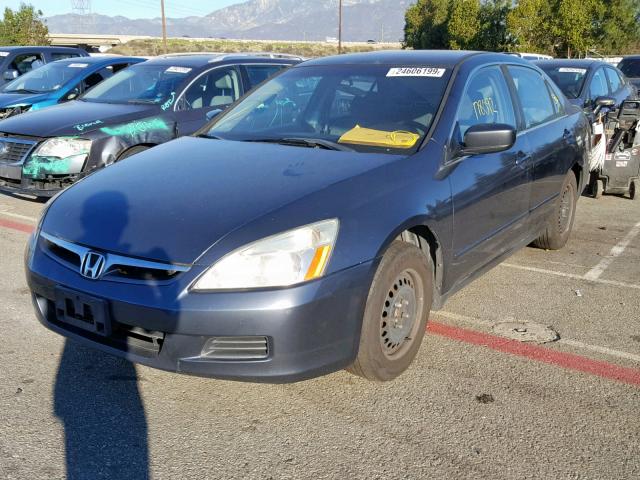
[0,52,9,57]
[68,63,89,68]
[387,67,446,78]
[166,66,192,74]
[558,68,586,74]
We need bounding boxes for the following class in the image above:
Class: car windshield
[539,66,588,99]
[618,58,640,78]
[206,64,451,154]
[2,61,89,94]
[81,63,191,104]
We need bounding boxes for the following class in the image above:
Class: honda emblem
[80,251,106,280]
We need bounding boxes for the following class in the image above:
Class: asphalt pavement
[0,191,638,479]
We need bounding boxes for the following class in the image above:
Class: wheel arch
[376,218,446,310]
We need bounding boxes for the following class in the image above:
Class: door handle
[515,150,530,166]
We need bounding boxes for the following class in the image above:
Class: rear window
[540,66,587,99]
[618,58,640,78]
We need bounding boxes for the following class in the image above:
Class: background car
[0,53,301,197]
[0,56,144,119]
[26,51,589,383]
[0,46,88,86]
[618,55,640,91]
[508,52,553,61]
[535,59,636,123]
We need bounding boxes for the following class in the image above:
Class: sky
[2,0,244,18]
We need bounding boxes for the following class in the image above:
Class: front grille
[0,137,37,165]
[201,336,269,360]
[40,232,190,283]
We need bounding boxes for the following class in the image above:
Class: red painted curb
[0,218,34,234]
[428,321,640,387]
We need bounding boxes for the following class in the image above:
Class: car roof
[0,46,84,52]
[144,53,302,68]
[534,59,608,69]
[52,56,144,66]
[300,50,529,68]
[621,55,640,60]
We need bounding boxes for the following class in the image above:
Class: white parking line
[0,209,37,223]
[434,311,640,364]
[500,263,640,290]
[584,221,640,281]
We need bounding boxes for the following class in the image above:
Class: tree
[555,0,603,57]
[404,0,451,50]
[476,0,513,51]
[598,0,640,54]
[506,0,555,54]
[0,3,49,46]
[447,0,480,50]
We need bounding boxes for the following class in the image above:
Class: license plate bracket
[54,287,110,337]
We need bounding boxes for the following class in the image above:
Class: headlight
[192,219,339,290]
[33,137,91,159]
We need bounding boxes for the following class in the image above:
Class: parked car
[0,56,144,120]
[26,51,589,383]
[0,46,88,87]
[0,53,300,197]
[535,59,636,124]
[618,55,640,91]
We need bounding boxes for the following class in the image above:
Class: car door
[174,66,242,136]
[507,65,573,233]
[448,65,531,283]
[605,66,633,105]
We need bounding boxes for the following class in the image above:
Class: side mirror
[3,69,19,81]
[461,123,516,155]
[593,96,615,115]
[206,108,223,121]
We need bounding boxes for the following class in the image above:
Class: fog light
[201,336,268,360]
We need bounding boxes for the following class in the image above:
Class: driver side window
[455,66,516,143]
[589,68,609,100]
[181,67,240,111]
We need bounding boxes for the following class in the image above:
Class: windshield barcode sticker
[68,63,89,68]
[0,52,9,57]
[387,67,446,78]
[558,68,586,74]
[166,66,192,74]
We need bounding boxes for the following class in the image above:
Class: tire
[348,241,433,381]
[533,171,578,250]
[117,145,149,161]
[630,180,638,201]
[592,178,603,199]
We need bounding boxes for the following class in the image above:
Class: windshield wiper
[244,137,354,151]
[127,99,160,104]
[3,88,41,94]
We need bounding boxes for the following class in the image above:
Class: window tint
[9,53,45,74]
[618,58,640,78]
[182,67,240,110]
[508,66,556,129]
[455,66,516,140]
[83,71,107,91]
[245,65,285,87]
[590,68,609,99]
[605,68,622,92]
[51,53,81,61]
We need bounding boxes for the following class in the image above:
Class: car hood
[0,92,50,107]
[42,136,402,265]
[0,100,159,137]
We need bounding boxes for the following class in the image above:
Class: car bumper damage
[27,248,376,383]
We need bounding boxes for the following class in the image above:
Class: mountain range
[45,0,411,42]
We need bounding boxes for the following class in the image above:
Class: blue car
[0,56,144,119]
[26,51,589,383]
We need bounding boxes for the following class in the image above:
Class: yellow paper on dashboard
[338,125,420,149]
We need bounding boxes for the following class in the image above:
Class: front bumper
[0,175,72,197]
[27,254,376,383]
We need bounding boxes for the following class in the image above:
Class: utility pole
[160,0,168,54]
[338,0,343,54]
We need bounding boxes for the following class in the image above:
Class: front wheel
[348,241,432,381]
[533,171,577,250]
